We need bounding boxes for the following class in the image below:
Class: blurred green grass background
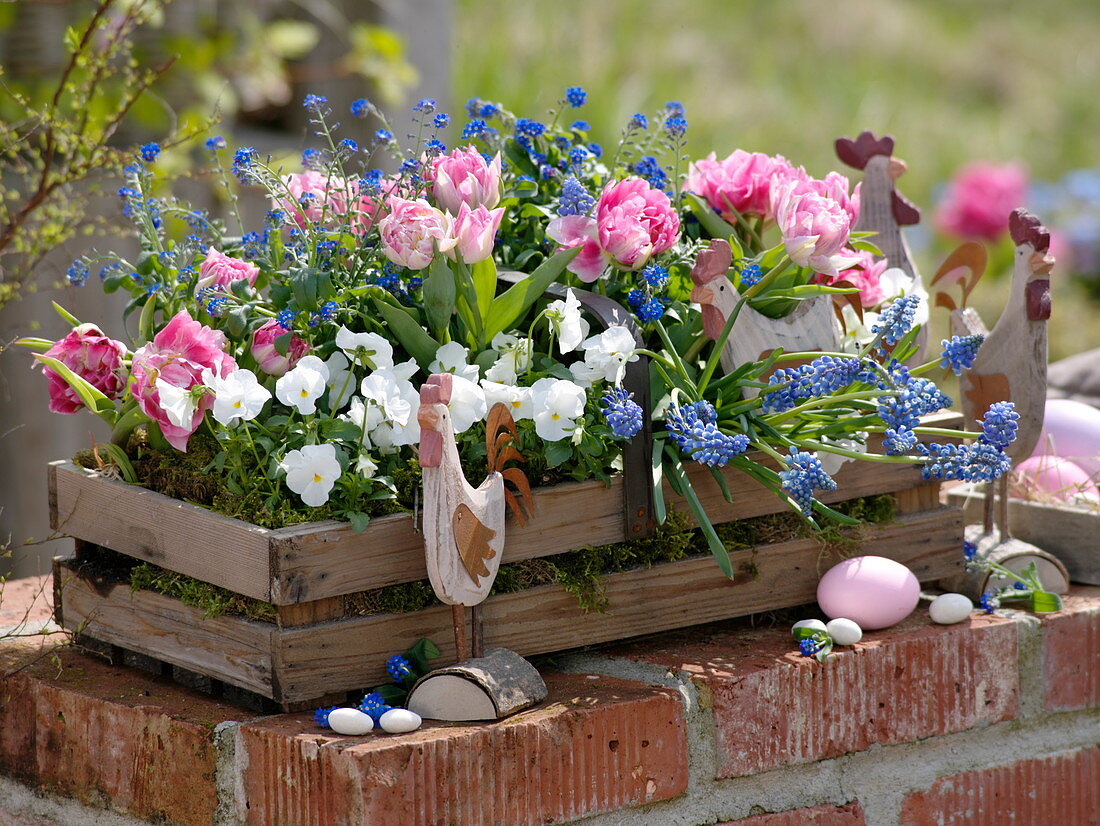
[454,0,1100,360]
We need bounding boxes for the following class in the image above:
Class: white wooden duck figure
[690,238,837,380]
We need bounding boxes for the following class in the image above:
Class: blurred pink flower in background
[277,171,360,228]
[936,162,1028,241]
[196,248,259,293]
[40,324,128,414]
[130,310,237,451]
[814,249,888,308]
[251,320,309,377]
[428,147,502,213]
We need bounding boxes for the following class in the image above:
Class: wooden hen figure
[411,372,545,721]
[957,209,1054,538]
[690,238,837,379]
[417,372,532,660]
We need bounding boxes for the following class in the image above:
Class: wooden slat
[268,477,627,603]
[57,560,276,696]
[49,461,274,601]
[946,486,1100,586]
[273,506,963,701]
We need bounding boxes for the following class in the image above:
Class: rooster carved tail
[485,403,534,525]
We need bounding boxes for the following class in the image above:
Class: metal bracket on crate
[498,271,656,539]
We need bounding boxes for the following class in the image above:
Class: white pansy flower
[531,377,586,441]
[155,379,198,428]
[201,367,271,425]
[545,289,590,354]
[815,432,868,477]
[339,396,383,450]
[480,379,533,420]
[838,305,877,353]
[325,351,356,411]
[335,326,394,370]
[429,341,480,382]
[569,325,639,386]
[275,355,329,414]
[446,374,488,433]
[485,333,533,384]
[355,453,378,479]
[279,443,342,507]
[360,366,421,450]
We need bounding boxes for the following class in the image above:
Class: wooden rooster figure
[835,131,930,358]
[417,372,532,662]
[957,209,1054,537]
[690,238,837,379]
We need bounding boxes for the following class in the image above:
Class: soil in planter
[73,494,897,623]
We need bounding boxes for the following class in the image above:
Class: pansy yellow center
[511,400,521,408]
[312,473,323,483]
[551,413,560,420]
[299,389,309,398]
[233,400,242,409]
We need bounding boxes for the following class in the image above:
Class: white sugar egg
[379,708,422,734]
[825,618,863,646]
[327,707,374,735]
[792,619,828,637]
[929,593,974,625]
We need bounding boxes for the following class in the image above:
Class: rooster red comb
[835,131,895,171]
[420,372,453,405]
[1009,208,1050,252]
[690,239,733,285]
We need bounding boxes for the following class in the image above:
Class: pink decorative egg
[816,556,920,630]
[1033,399,1100,480]
[1012,455,1100,502]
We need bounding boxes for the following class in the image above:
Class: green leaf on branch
[470,257,498,320]
[1031,590,1063,613]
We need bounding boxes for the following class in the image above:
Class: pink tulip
[449,203,504,264]
[684,150,781,219]
[351,175,409,236]
[40,324,128,414]
[545,214,609,282]
[806,171,861,226]
[428,147,501,213]
[196,248,259,293]
[595,177,680,271]
[936,162,1028,242]
[250,319,309,377]
[814,248,888,308]
[772,181,860,277]
[378,196,456,271]
[130,310,237,451]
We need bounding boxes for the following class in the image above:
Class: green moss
[129,563,277,622]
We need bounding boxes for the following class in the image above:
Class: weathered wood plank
[946,485,1100,585]
[57,560,276,696]
[50,461,274,601]
[274,507,963,701]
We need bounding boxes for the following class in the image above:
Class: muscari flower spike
[601,387,644,439]
[872,294,921,348]
[940,334,984,375]
[980,401,1019,448]
[763,356,863,414]
[558,176,595,217]
[666,401,749,468]
[780,448,838,517]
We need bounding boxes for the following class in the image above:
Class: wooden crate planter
[946,484,1100,585]
[51,413,965,709]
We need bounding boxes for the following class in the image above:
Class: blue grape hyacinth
[665,401,749,467]
[939,334,984,375]
[780,448,838,517]
[872,294,921,348]
[601,387,644,439]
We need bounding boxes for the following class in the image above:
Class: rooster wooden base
[415,372,547,720]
